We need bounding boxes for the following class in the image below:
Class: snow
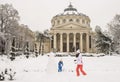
[0,54,120,82]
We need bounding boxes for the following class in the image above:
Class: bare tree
[35,29,51,55]
[0,4,20,54]
[0,4,19,33]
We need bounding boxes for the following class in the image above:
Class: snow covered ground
[0,54,120,82]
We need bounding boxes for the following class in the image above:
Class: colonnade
[53,32,90,52]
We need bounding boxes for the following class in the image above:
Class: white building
[43,3,96,53]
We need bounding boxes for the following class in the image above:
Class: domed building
[45,3,95,53]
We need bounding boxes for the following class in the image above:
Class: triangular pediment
[54,23,86,30]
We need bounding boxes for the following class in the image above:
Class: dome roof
[54,3,89,18]
[63,3,78,14]
[64,3,77,12]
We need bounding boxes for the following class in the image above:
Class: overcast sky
[1,0,120,32]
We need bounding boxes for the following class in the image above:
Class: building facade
[45,3,96,53]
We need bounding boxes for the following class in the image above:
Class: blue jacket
[58,61,63,68]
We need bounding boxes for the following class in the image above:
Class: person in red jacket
[75,49,87,76]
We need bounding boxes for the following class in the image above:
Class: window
[87,21,90,26]
[76,19,79,22]
[86,21,88,24]
[82,19,85,24]
[63,19,66,23]
[69,19,73,22]
[57,20,60,24]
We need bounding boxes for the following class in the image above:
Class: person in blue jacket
[58,59,63,72]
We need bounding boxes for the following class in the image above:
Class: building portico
[52,31,91,53]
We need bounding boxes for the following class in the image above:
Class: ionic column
[80,33,83,52]
[67,33,69,52]
[53,33,56,50]
[60,33,63,52]
[86,34,89,52]
[73,33,76,51]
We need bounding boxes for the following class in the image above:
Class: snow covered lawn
[1,55,120,82]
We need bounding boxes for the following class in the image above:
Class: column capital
[80,32,83,35]
[53,33,56,35]
[53,32,57,35]
[67,33,69,36]
[73,32,76,35]
[59,32,63,35]
[86,33,89,35]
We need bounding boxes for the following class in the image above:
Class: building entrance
[63,43,67,52]
[76,43,79,50]
[69,43,74,52]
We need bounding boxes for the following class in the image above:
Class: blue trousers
[58,66,62,72]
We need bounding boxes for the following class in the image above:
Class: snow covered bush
[0,68,16,81]
[0,71,5,81]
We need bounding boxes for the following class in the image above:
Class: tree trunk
[39,39,42,55]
